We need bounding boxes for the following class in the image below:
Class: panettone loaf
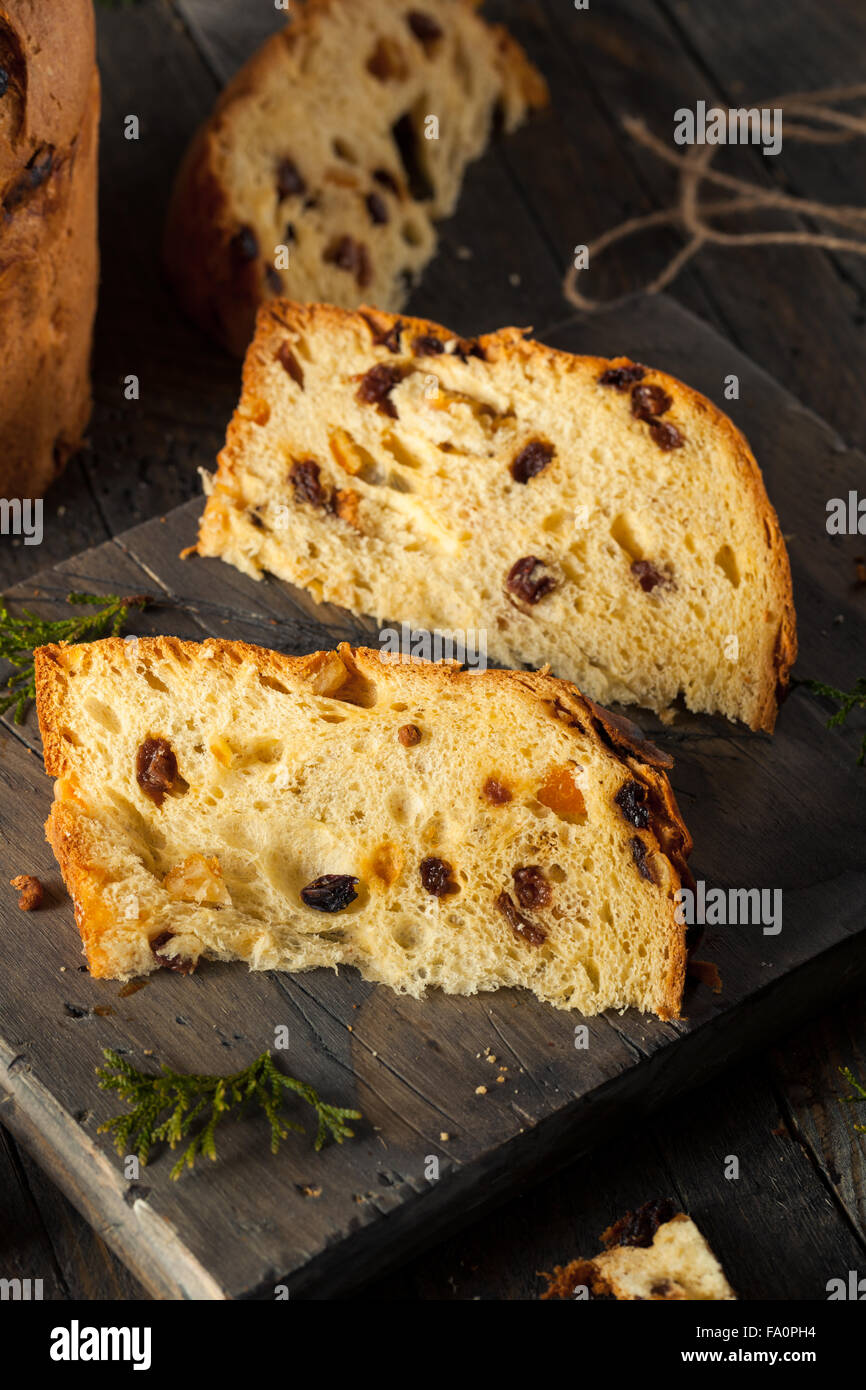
[0,1,99,498]
[36,637,692,1019]
[196,301,797,732]
[163,0,547,355]
[541,1199,736,1300]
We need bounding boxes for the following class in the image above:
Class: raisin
[398,723,422,746]
[230,225,259,262]
[136,737,179,807]
[366,191,389,224]
[512,866,552,910]
[10,874,44,911]
[630,836,655,883]
[511,440,554,484]
[454,338,486,362]
[650,1280,675,1298]
[407,11,444,47]
[649,420,685,450]
[505,556,556,606]
[412,334,445,356]
[276,341,305,387]
[373,167,400,194]
[324,235,372,287]
[420,856,458,897]
[598,363,645,390]
[300,874,359,912]
[631,383,672,420]
[284,221,297,243]
[614,780,649,829]
[0,69,8,98]
[631,559,670,593]
[483,777,512,805]
[362,313,403,353]
[496,891,547,947]
[602,1198,677,1250]
[356,362,403,417]
[150,931,196,975]
[264,265,282,294]
[289,459,330,508]
[276,157,306,199]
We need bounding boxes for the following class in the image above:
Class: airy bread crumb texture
[198,301,796,732]
[35,638,691,1018]
[163,0,547,354]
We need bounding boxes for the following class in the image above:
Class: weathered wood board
[1,294,865,1300]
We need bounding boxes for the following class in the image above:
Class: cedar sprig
[839,1066,866,1134]
[801,677,866,766]
[0,591,150,723]
[96,1048,361,1180]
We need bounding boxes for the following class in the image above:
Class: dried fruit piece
[482,777,512,805]
[649,420,685,451]
[614,780,649,829]
[361,313,403,353]
[300,874,359,912]
[150,930,196,975]
[324,235,372,287]
[276,341,305,387]
[511,440,554,484]
[407,11,444,49]
[505,556,556,606]
[230,225,259,262]
[420,856,458,897]
[164,854,230,906]
[631,559,670,593]
[631,383,672,420]
[453,337,486,362]
[367,36,409,81]
[398,723,422,746]
[10,874,44,910]
[276,157,306,199]
[496,891,547,947]
[136,737,180,807]
[630,836,655,883]
[335,488,362,530]
[289,459,331,509]
[412,334,445,356]
[598,364,645,390]
[512,866,552,910]
[366,191,389,225]
[602,1198,676,1250]
[356,362,403,417]
[537,764,586,817]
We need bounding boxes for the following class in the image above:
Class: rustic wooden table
[1,0,864,1300]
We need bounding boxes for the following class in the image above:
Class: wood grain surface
[1,0,864,1300]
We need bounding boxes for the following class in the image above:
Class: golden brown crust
[0,4,98,496]
[36,637,691,1013]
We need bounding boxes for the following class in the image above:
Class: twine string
[563,87,866,313]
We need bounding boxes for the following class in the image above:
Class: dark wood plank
[1,290,865,1299]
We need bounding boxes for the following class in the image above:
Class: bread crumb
[475,1085,487,1096]
[10,874,44,910]
[439,1131,450,1142]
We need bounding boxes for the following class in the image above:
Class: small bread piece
[163,0,547,354]
[541,1200,736,1301]
[35,638,692,1018]
[197,301,796,731]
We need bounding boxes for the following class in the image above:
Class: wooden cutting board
[1,295,864,1300]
